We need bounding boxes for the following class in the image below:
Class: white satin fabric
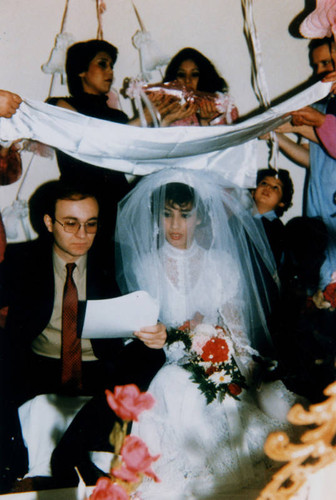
[0,81,330,188]
[132,355,297,499]
[18,394,90,477]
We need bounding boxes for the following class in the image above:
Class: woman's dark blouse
[47,93,131,233]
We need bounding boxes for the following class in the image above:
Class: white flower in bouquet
[208,371,232,386]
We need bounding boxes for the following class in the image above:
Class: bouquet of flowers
[167,322,246,404]
[90,384,160,500]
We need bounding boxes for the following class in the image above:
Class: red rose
[112,435,160,483]
[179,320,191,331]
[106,384,155,422]
[228,383,242,396]
[201,337,229,363]
[323,282,336,308]
[90,477,129,500]
[205,365,217,376]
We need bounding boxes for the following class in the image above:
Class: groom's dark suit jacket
[0,236,165,401]
[0,236,165,486]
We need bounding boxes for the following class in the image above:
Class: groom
[0,179,166,491]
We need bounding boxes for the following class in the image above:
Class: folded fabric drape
[0,81,330,187]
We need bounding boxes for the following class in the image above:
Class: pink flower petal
[105,385,155,421]
[300,0,336,40]
[90,477,129,500]
[121,436,160,477]
[144,465,161,483]
[112,464,139,483]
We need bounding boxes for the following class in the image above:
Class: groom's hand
[134,322,167,349]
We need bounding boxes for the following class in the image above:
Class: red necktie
[61,263,82,390]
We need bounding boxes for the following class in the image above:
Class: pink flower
[191,333,211,355]
[106,385,155,422]
[113,435,160,483]
[90,477,129,500]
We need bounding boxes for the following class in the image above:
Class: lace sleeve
[220,301,258,375]
[217,252,259,377]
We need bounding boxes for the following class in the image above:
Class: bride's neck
[163,239,198,254]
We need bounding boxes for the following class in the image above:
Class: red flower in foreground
[90,477,129,500]
[323,282,336,308]
[106,384,155,422]
[112,435,160,483]
[201,337,229,363]
[228,383,242,396]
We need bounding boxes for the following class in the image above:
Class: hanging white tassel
[42,32,75,84]
[131,1,170,81]
[2,200,35,242]
[132,30,170,80]
[41,0,74,85]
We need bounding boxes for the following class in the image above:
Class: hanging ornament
[41,0,75,85]
[42,32,75,84]
[131,1,170,81]
[0,143,22,185]
[1,199,35,242]
[1,152,37,243]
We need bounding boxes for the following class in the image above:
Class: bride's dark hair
[152,182,206,223]
[165,182,195,209]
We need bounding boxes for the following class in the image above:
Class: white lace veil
[116,168,278,356]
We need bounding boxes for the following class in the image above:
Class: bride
[115,168,296,499]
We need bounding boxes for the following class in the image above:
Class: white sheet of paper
[81,291,159,339]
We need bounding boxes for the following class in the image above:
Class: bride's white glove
[134,322,167,349]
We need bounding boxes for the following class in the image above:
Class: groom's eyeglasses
[54,218,98,234]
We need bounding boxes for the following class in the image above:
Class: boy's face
[311,44,335,76]
[253,176,284,215]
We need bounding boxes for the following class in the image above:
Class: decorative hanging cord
[13,0,71,209]
[132,0,145,31]
[96,0,106,40]
[131,0,170,81]
[241,0,278,169]
[15,151,35,202]
[44,0,71,97]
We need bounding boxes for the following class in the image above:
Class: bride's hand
[190,312,204,329]
[134,322,167,349]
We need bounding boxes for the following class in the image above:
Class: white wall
[0,0,311,228]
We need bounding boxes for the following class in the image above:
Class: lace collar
[162,239,200,259]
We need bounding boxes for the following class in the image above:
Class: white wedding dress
[132,241,297,500]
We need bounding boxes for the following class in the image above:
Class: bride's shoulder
[207,248,239,272]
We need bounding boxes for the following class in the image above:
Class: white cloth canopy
[0,81,330,187]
